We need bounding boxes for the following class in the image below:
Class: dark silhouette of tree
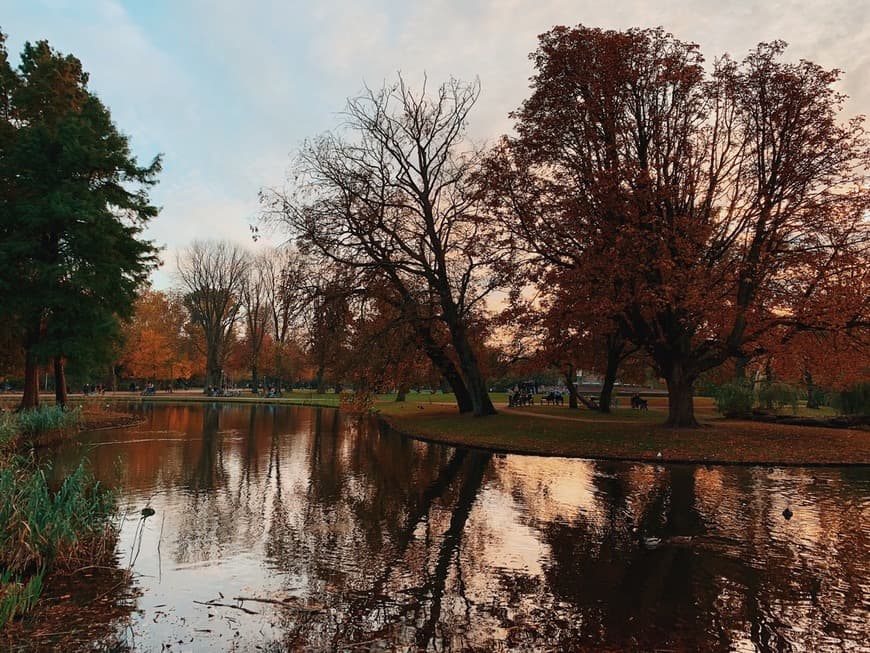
[262,76,503,416]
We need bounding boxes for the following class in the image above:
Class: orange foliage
[120,289,198,381]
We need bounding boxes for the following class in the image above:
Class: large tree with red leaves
[487,26,870,426]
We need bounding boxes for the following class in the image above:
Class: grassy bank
[0,406,121,631]
[83,389,869,465]
[375,397,870,466]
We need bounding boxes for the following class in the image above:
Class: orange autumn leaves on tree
[120,289,198,382]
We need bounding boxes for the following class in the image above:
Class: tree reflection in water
[44,404,870,652]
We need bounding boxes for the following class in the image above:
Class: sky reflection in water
[46,403,870,652]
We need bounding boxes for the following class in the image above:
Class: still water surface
[45,403,870,651]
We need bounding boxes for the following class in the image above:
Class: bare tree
[262,76,503,416]
[177,240,249,392]
[240,252,272,392]
[261,246,310,390]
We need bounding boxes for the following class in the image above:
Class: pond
[33,403,870,651]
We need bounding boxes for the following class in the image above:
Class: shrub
[713,382,754,417]
[757,382,799,412]
[830,383,870,415]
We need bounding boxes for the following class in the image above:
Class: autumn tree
[759,258,870,402]
[343,285,440,402]
[262,76,503,416]
[500,268,640,412]
[488,26,870,426]
[177,241,249,391]
[0,32,160,408]
[120,289,195,384]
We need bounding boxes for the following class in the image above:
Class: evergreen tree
[0,31,160,408]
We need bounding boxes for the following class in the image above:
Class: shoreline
[379,415,870,467]
[5,392,868,466]
[374,403,870,467]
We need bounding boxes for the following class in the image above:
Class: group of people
[507,386,566,408]
[83,383,105,395]
[206,385,242,397]
[507,388,535,407]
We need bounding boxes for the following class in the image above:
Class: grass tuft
[0,458,116,628]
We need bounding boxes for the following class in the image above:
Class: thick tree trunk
[414,324,473,413]
[462,363,496,417]
[664,362,699,428]
[598,339,623,414]
[441,367,474,414]
[805,369,819,409]
[450,325,496,417]
[53,356,67,408]
[564,364,579,409]
[396,383,408,402]
[22,349,40,410]
[734,356,749,382]
[205,344,223,392]
[599,376,616,414]
[251,364,259,394]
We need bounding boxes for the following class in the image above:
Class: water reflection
[40,404,870,651]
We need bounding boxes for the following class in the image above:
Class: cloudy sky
[3,0,869,287]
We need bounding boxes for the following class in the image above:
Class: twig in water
[233,596,325,612]
[194,600,258,615]
[157,511,165,582]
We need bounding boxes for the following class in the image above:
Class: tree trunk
[414,323,474,413]
[251,364,259,394]
[805,369,819,409]
[598,339,624,414]
[599,376,616,414]
[664,362,699,428]
[462,363,496,417]
[53,356,68,408]
[564,363,579,409]
[450,324,496,417]
[206,346,221,392]
[22,349,40,410]
[734,356,749,382]
[438,364,473,413]
[396,383,408,402]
